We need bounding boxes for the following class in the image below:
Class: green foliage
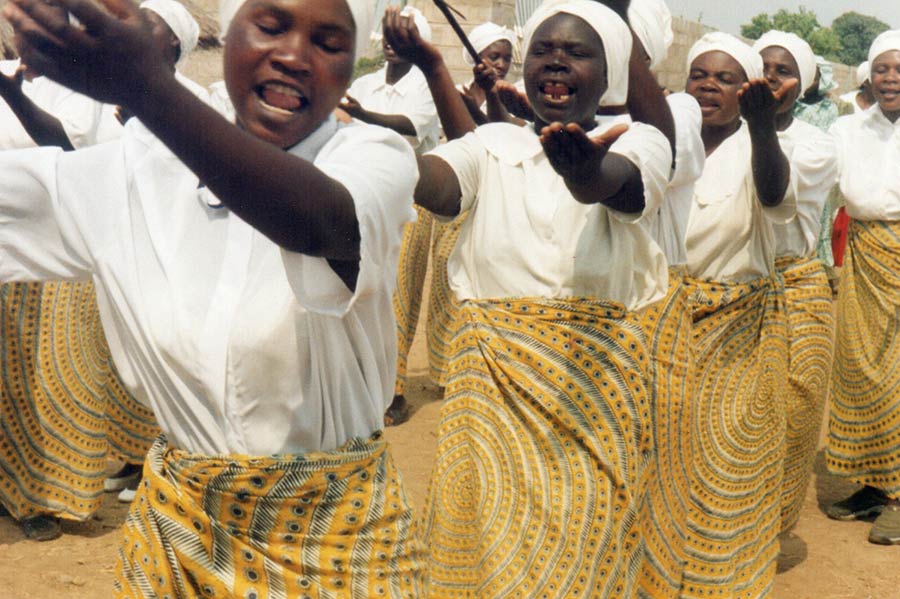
[831,12,891,66]
[353,53,385,80]
[740,6,842,62]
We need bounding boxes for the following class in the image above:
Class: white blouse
[643,93,705,267]
[0,116,417,457]
[685,123,798,281]
[774,118,838,258]
[347,65,440,154]
[830,106,900,222]
[428,119,671,311]
[0,60,103,150]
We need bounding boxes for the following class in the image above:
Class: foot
[104,462,142,492]
[869,502,900,545]
[384,394,411,427]
[19,515,61,541]
[826,486,889,521]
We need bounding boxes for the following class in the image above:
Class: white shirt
[839,90,867,114]
[643,93,705,267]
[347,65,439,153]
[0,116,417,457]
[0,59,103,150]
[774,118,838,258]
[830,106,900,222]
[429,119,671,311]
[685,123,798,281]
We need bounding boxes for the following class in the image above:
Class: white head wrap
[523,0,632,106]
[856,61,871,87]
[399,6,432,43]
[869,30,900,65]
[627,0,673,71]
[687,32,763,81]
[463,22,516,67]
[140,0,200,63]
[752,30,816,95]
[218,0,375,59]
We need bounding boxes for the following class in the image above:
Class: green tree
[740,7,842,61]
[831,12,891,66]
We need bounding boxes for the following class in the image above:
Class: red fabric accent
[832,207,850,266]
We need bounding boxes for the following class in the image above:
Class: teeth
[260,101,294,116]
[264,82,302,98]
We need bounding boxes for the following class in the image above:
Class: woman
[682,32,796,598]
[826,30,900,546]
[390,2,671,595]
[456,21,516,123]
[752,31,839,532]
[3,0,425,596]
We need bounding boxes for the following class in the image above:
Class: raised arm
[739,78,796,207]
[626,31,675,156]
[7,0,362,264]
[0,66,75,150]
[382,6,476,141]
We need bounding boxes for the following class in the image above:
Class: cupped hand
[739,77,798,126]
[539,122,629,181]
[496,80,534,121]
[3,0,169,107]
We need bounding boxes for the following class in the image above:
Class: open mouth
[255,82,308,115]
[880,89,900,101]
[696,97,720,113]
[539,80,575,104]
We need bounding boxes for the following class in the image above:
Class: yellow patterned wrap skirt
[636,270,694,599]
[0,281,111,521]
[827,220,900,499]
[105,364,160,465]
[115,434,426,599]
[426,216,463,388]
[681,276,788,599]
[776,255,834,530]
[423,297,653,598]
[393,206,434,396]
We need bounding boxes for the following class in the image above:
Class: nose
[270,31,312,76]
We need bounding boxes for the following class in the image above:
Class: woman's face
[224,0,356,149]
[479,39,513,81]
[871,50,900,121]
[760,45,801,115]
[685,50,747,128]
[523,13,607,130]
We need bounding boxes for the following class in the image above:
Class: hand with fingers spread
[496,80,535,122]
[3,0,169,108]
[473,61,498,93]
[540,122,628,183]
[382,6,441,73]
[739,77,798,129]
[339,94,366,121]
[459,85,488,125]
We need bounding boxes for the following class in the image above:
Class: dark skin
[337,30,417,138]
[871,50,900,123]
[459,39,513,122]
[6,0,365,290]
[759,45,801,132]
[685,50,794,207]
[854,81,875,111]
[414,13,640,219]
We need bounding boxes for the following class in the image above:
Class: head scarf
[463,22,516,67]
[523,0,632,106]
[869,30,900,65]
[218,0,375,59]
[856,61,870,87]
[140,0,200,63]
[627,0,673,71]
[752,30,816,95]
[687,32,763,81]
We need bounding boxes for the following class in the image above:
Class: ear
[168,30,182,63]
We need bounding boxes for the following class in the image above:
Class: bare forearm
[485,91,524,126]
[351,109,417,138]
[414,154,461,217]
[419,59,477,141]
[1,88,74,150]
[627,54,675,156]
[131,72,359,260]
[749,122,790,207]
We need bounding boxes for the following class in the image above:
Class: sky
[666,0,900,34]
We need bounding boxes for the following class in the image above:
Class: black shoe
[384,394,411,427]
[20,515,61,541]
[826,486,888,521]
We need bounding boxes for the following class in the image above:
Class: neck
[701,119,741,156]
[597,105,628,115]
[881,107,900,123]
[775,110,794,132]
[386,62,413,85]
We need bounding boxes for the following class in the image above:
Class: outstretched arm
[382,6,476,141]
[739,78,797,207]
[540,122,643,213]
[6,0,362,265]
[0,66,74,150]
[339,93,417,137]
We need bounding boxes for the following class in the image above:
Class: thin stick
[432,0,482,65]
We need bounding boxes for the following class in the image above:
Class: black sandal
[19,515,61,541]
[384,394,411,427]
